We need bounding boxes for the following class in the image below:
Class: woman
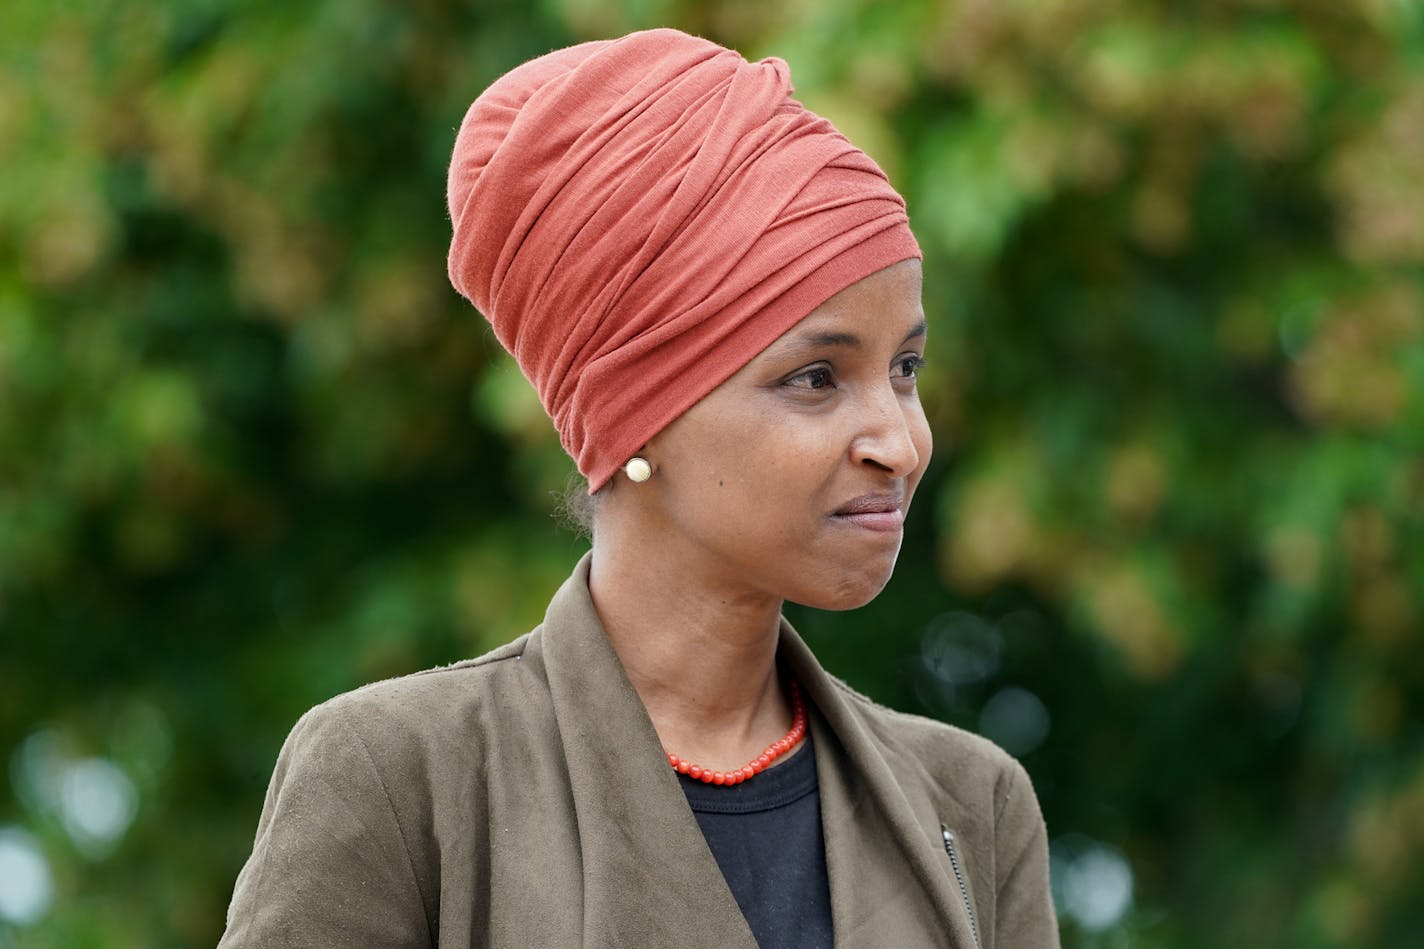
[220,29,1058,949]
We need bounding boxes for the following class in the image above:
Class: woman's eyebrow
[794,319,928,351]
[803,330,862,348]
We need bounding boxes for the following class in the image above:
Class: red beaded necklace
[665,680,807,786]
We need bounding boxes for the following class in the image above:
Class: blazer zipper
[941,825,982,949]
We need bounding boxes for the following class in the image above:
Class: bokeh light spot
[978,686,1051,756]
[1052,834,1134,931]
[0,827,53,925]
[921,610,1003,688]
[59,757,138,858]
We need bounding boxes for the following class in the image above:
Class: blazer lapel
[782,624,982,949]
[537,556,758,949]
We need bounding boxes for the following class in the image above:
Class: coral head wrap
[447,28,920,491]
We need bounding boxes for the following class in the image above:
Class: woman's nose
[849,386,925,477]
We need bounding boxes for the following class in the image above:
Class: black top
[677,734,834,949]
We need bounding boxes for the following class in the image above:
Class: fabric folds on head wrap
[447,28,921,492]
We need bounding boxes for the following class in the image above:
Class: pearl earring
[624,457,653,483]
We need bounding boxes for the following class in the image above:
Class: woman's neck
[588,536,795,774]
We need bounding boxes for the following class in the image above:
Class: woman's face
[641,258,932,610]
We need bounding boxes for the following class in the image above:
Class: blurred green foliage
[2,0,1422,946]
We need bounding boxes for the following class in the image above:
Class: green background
[2,0,1422,946]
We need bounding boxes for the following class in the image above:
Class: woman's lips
[830,494,905,532]
[832,509,904,532]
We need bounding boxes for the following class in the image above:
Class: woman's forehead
[767,260,926,353]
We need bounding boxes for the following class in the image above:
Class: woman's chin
[792,564,897,612]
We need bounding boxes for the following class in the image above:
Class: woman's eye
[791,364,831,387]
[894,355,927,379]
[786,366,835,390]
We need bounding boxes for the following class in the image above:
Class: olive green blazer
[219,556,1059,947]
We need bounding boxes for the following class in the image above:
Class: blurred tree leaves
[2,0,1422,946]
